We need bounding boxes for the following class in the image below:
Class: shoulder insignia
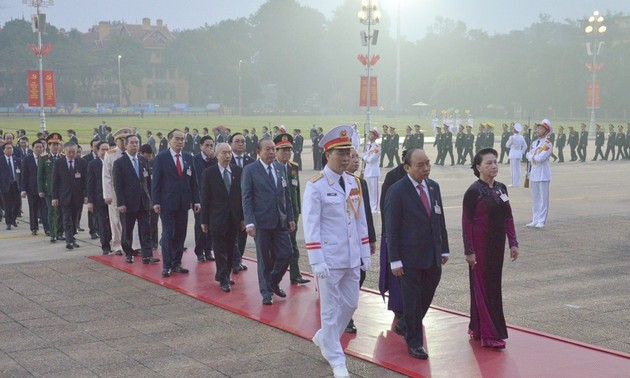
[288,160,299,167]
[309,172,324,183]
[41,152,50,157]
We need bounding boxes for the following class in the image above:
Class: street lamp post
[585,10,606,136]
[395,0,401,115]
[117,55,122,110]
[358,0,381,148]
[23,0,53,133]
[238,59,243,116]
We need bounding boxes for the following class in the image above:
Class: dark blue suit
[114,153,152,258]
[152,149,199,271]
[20,154,48,233]
[82,152,98,236]
[241,160,294,298]
[87,158,111,252]
[51,157,87,244]
[230,153,254,268]
[384,175,449,349]
[192,152,217,260]
[1,155,21,227]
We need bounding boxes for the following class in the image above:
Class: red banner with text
[27,70,56,107]
[359,76,378,107]
[586,80,600,109]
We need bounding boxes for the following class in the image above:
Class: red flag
[357,54,368,66]
[370,55,380,66]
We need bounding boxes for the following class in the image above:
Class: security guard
[592,124,605,161]
[304,125,370,378]
[273,133,310,285]
[556,126,567,163]
[615,125,626,160]
[604,124,616,160]
[577,123,589,162]
[462,125,475,164]
[37,133,64,242]
[568,126,579,161]
[362,128,381,212]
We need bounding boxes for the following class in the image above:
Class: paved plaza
[0,146,628,377]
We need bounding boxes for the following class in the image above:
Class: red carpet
[90,252,630,377]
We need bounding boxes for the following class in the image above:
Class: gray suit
[241,160,294,299]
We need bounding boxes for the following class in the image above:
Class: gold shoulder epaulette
[309,172,324,183]
[289,160,299,167]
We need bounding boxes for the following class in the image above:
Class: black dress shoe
[132,249,141,256]
[12,222,18,227]
[262,295,273,305]
[90,233,99,239]
[31,230,37,235]
[77,227,85,232]
[6,225,11,230]
[65,244,74,250]
[172,266,189,273]
[345,319,357,333]
[291,277,311,285]
[114,250,123,255]
[206,253,215,261]
[45,231,50,236]
[408,346,428,359]
[197,256,206,262]
[71,243,79,248]
[57,235,65,241]
[220,284,231,292]
[143,257,160,264]
[232,264,246,274]
[161,269,172,277]
[271,286,286,298]
[125,256,134,263]
[239,263,248,271]
[393,324,405,336]
[50,237,56,243]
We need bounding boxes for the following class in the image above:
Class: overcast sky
[2,0,629,40]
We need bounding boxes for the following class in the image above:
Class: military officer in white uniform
[526,119,553,229]
[362,127,380,212]
[304,125,371,378]
[103,128,141,253]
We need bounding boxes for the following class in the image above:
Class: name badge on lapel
[500,193,509,202]
[433,201,442,214]
[291,179,298,187]
[143,170,149,178]
[186,168,192,176]
[281,176,287,187]
[75,172,81,179]
[15,168,21,174]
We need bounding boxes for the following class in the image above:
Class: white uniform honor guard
[362,127,381,212]
[506,123,527,187]
[526,119,553,228]
[303,125,371,378]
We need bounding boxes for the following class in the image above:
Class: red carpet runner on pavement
[90,252,630,377]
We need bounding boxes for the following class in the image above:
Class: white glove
[311,262,330,278]
[360,257,371,271]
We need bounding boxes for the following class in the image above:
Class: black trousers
[1,182,20,226]
[593,145,605,160]
[569,145,578,160]
[499,147,508,163]
[288,222,304,281]
[61,202,80,243]
[254,226,292,296]
[211,225,237,285]
[557,147,565,162]
[194,212,212,258]
[577,145,587,161]
[604,145,615,160]
[293,152,302,170]
[120,208,152,258]
[398,264,442,348]
[26,193,48,232]
[94,203,112,252]
[150,208,159,249]
[462,147,474,165]
[232,228,248,268]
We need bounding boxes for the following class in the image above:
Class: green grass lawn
[0,113,604,145]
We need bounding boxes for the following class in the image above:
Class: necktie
[132,157,140,178]
[175,153,183,177]
[8,158,15,181]
[418,184,431,217]
[339,175,345,192]
[69,160,74,176]
[267,165,275,187]
[237,156,242,168]
[223,168,231,192]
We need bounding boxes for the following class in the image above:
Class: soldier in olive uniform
[274,133,310,285]
[568,126,579,161]
[625,123,630,159]
[499,124,511,164]
[463,125,475,164]
[556,126,567,163]
[615,125,626,160]
[379,124,390,168]
[577,123,589,162]
[441,124,454,166]
[604,124,616,160]
[592,124,605,161]
[402,126,414,151]
[433,127,445,165]
[38,133,64,242]
[475,124,485,153]
[455,125,465,164]
[412,125,424,150]
[386,126,401,168]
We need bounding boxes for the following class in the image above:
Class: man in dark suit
[183,127,194,153]
[13,136,31,161]
[577,123,589,162]
[241,138,295,305]
[83,140,100,239]
[556,126,567,162]
[192,135,217,262]
[20,139,48,235]
[604,124,616,160]
[384,148,450,360]
[200,143,243,292]
[51,142,87,249]
[157,132,168,153]
[292,129,303,170]
[191,128,201,155]
[113,135,160,264]
[568,126,579,161]
[140,144,159,251]
[247,128,259,159]
[229,132,254,273]
[67,129,79,146]
[592,124,605,161]
[87,141,112,254]
[152,129,200,277]
[1,142,21,229]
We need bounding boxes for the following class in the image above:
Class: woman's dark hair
[471,148,498,177]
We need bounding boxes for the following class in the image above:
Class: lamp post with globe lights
[585,10,606,136]
[358,0,381,152]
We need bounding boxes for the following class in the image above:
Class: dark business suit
[241,160,294,299]
[87,158,111,252]
[20,154,48,233]
[114,153,153,258]
[51,157,87,244]
[1,155,21,227]
[200,164,243,285]
[358,176,375,287]
[230,153,254,269]
[82,152,98,237]
[192,152,217,260]
[13,147,30,161]
[384,175,449,349]
[152,149,199,271]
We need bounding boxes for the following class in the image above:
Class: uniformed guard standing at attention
[462,125,475,165]
[433,127,444,165]
[412,124,424,150]
[556,126,567,163]
[379,124,390,168]
[455,125,465,165]
[386,126,401,168]
[362,128,381,212]
[499,124,511,164]
[38,133,64,243]
[604,124,616,160]
[577,123,589,162]
[273,133,310,285]
[567,126,579,161]
[592,124,605,161]
[615,125,626,160]
[304,125,371,378]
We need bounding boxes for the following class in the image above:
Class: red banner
[359,76,378,107]
[586,80,600,108]
[27,69,56,107]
